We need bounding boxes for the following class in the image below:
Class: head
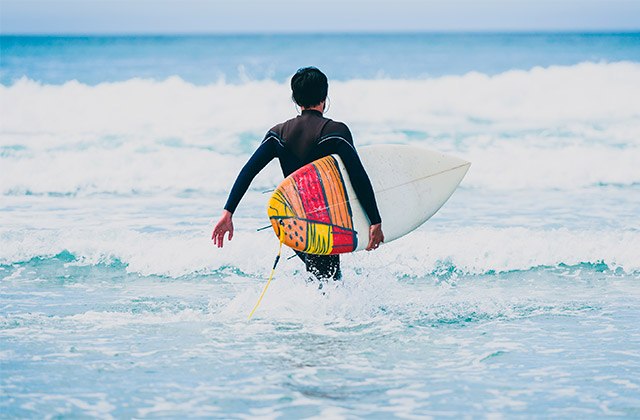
[291,67,328,110]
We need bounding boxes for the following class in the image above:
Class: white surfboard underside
[336,144,470,251]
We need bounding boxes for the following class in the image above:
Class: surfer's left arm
[212,134,277,247]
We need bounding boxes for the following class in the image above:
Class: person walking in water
[212,67,384,280]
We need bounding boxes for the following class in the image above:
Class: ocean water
[1,33,640,418]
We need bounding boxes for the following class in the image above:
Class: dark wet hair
[291,67,328,108]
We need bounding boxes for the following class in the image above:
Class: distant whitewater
[2,62,639,195]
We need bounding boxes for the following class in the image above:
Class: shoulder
[271,114,304,133]
[320,119,353,144]
[265,115,301,139]
[267,122,285,136]
[262,121,289,145]
[324,119,351,135]
[322,120,353,142]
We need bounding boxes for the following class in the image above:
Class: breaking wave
[1,61,639,195]
[2,227,638,278]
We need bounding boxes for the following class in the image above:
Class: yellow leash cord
[247,223,285,320]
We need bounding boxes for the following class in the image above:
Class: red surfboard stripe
[293,164,332,224]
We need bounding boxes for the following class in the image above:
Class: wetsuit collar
[301,109,323,117]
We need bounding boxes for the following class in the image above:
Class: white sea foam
[1,62,640,194]
[2,62,639,140]
[0,147,282,195]
[1,140,639,194]
[2,226,638,277]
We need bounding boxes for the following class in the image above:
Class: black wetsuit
[224,109,381,280]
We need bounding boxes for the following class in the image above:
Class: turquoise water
[1,33,640,417]
[2,33,640,84]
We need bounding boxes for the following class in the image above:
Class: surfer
[212,67,384,280]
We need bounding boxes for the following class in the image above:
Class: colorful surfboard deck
[267,155,358,255]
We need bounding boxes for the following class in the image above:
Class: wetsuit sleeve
[223,135,276,214]
[319,129,382,225]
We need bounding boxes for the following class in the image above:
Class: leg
[295,251,342,281]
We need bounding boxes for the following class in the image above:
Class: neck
[301,102,324,114]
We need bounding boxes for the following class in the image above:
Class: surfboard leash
[247,221,286,320]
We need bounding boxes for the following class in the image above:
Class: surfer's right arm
[338,142,385,250]
[212,134,277,247]
[317,125,384,250]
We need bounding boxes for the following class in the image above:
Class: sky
[1,0,639,34]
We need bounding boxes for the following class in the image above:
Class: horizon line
[2,29,640,37]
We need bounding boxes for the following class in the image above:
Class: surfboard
[267,144,470,254]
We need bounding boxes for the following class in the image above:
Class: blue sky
[2,0,639,34]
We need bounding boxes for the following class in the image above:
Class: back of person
[212,67,384,282]
[267,109,356,177]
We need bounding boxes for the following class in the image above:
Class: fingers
[366,231,385,251]
[366,236,382,251]
[366,224,384,251]
[212,226,233,248]
[212,227,223,248]
[366,235,377,251]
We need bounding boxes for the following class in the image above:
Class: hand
[212,210,234,248]
[366,223,384,251]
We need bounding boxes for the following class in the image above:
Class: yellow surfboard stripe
[304,222,332,254]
